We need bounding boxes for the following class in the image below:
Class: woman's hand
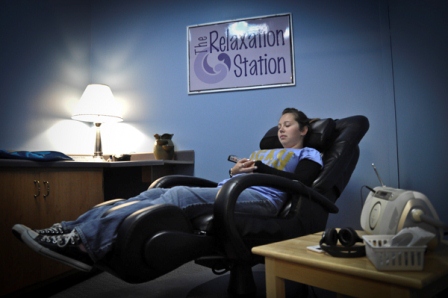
[230,158,257,176]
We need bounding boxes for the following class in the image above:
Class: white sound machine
[360,164,445,244]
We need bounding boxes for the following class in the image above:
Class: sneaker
[35,223,66,235]
[12,224,93,272]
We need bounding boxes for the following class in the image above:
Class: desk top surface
[252,231,448,290]
[0,150,194,169]
[0,159,191,168]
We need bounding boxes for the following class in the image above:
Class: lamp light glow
[72,84,123,160]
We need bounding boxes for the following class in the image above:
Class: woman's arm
[254,159,321,186]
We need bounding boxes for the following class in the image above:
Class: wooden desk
[0,150,194,296]
[252,232,448,298]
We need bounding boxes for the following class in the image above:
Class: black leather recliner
[95,115,369,296]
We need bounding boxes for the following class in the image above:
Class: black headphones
[319,227,366,258]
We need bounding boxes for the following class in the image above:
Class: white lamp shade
[72,84,123,123]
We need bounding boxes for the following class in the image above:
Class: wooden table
[252,232,448,298]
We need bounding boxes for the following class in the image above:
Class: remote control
[228,155,240,163]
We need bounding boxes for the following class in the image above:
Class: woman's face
[277,113,307,148]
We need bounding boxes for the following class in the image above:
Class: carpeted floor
[42,260,448,298]
[48,262,269,298]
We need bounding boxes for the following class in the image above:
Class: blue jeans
[61,186,278,261]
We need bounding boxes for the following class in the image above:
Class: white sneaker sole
[12,224,92,272]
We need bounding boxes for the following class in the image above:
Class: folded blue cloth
[0,150,73,161]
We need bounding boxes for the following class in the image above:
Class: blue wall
[0,0,92,152]
[1,0,447,231]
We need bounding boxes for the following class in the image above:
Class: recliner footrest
[98,204,219,283]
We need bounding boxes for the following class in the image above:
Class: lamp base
[91,155,105,162]
[93,123,104,162]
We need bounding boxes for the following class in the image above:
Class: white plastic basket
[362,235,426,271]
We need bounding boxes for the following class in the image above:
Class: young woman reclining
[12,108,322,272]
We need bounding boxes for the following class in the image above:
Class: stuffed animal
[153,133,175,160]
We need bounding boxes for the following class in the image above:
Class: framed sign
[187,13,295,94]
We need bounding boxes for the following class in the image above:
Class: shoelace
[36,223,64,234]
[41,230,80,248]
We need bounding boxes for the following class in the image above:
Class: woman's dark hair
[281,108,311,131]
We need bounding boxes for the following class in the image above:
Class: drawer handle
[43,181,50,198]
[33,180,40,198]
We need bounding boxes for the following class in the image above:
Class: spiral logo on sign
[193,52,231,84]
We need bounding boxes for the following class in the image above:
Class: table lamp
[72,84,123,160]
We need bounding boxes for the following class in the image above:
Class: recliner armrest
[213,173,338,261]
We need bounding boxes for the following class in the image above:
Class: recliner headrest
[259,118,336,152]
